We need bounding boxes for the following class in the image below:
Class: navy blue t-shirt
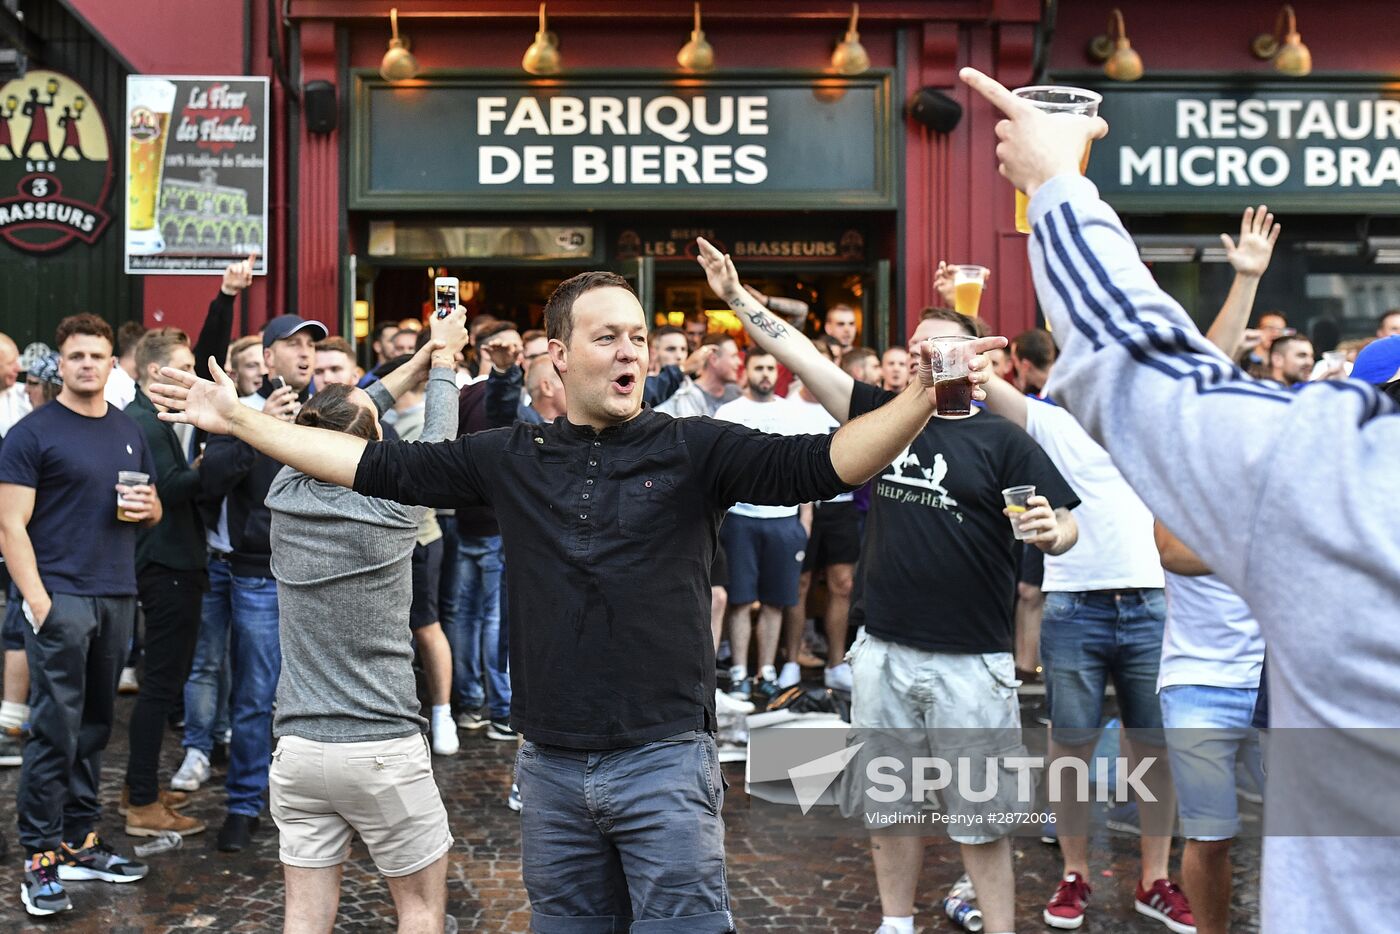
[0,400,156,596]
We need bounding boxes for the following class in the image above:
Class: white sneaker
[714,688,754,716]
[824,662,853,692]
[777,662,801,689]
[431,716,460,756]
[170,748,210,792]
[118,667,140,694]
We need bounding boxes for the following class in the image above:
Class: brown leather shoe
[119,787,191,816]
[125,802,206,838]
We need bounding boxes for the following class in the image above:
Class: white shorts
[270,733,453,877]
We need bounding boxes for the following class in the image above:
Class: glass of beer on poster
[927,335,975,417]
[1010,86,1101,235]
[116,470,150,523]
[126,78,177,255]
[953,265,989,317]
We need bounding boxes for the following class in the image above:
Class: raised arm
[192,253,254,381]
[1205,206,1280,357]
[695,237,855,422]
[369,304,470,411]
[960,65,1398,589]
[151,359,367,489]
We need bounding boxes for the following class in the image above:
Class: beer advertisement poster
[124,75,268,274]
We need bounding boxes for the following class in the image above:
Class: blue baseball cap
[262,314,328,348]
[1351,335,1400,385]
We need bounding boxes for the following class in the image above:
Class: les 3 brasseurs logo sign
[0,69,113,253]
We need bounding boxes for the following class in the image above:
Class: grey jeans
[19,593,136,853]
[517,731,735,933]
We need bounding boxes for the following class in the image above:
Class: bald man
[0,333,31,437]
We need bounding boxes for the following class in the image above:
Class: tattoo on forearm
[733,295,788,339]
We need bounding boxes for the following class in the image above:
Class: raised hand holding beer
[958,67,1108,202]
[913,334,1008,415]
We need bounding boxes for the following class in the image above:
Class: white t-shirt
[104,363,136,410]
[1158,571,1264,691]
[783,395,853,503]
[712,394,813,519]
[0,381,32,437]
[1023,398,1163,592]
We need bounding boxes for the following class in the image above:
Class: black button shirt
[353,407,853,749]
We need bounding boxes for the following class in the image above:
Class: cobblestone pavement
[0,696,1260,932]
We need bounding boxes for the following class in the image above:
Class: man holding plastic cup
[0,313,161,917]
[962,63,1400,932]
[697,242,1079,934]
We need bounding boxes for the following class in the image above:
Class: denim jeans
[1160,684,1265,841]
[437,513,461,634]
[449,535,510,720]
[517,733,733,933]
[183,557,234,755]
[1040,588,1167,747]
[226,572,281,817]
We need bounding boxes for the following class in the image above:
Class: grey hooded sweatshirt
[267,368,458,743]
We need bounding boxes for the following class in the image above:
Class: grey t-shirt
[267,368,457,743]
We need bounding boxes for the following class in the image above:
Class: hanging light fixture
[677,2,714,73]
[1087,9,1143,82]
[1251,4,1312,76]
[831,4,870,76]
[379,8,419,82]
[522,3,561,76]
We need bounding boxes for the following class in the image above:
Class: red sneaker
[1043,872,1092,929]
[1135,878,1198,933]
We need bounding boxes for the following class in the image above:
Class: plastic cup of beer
[1002,485,1036,541]
[928,335,975,417]
[117,470,150,523]
[1010,86,1102,234]
[953,265,989,317]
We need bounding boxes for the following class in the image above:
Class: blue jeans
[1040,588,1167,747]
[1160,684,1265,841]
[437,513,461,636]
[226,572,281,817]
[450,535,510,720]
[184,557,234,755]
[518,733,732,933]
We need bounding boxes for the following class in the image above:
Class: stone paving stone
[0,696,1260,932]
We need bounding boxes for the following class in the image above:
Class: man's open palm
[149,357,242,436]
[695,237,743,303]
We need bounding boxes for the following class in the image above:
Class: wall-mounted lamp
[379,8,419,82]
[522,3,561,76]
[1251,4,1311,76]
[831,4,870,76]
[1087,9,1143,82]
[677,3,715,73]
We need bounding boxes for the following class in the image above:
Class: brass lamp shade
[677,3,714,73]
[831,4,870,76]
[379,9,419,82]
[523,3,561,75]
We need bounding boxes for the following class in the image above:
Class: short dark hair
[543,272,633,345]
[840,346,879,374]
[479,320,520,342]
[918,306,977,338]
[1380,310,1400,329]
[55,313,114,352]
[521,328,546,344]
[116,321,147,357]
[294,384,378,441]
[371,321,397,343]
[701,332,735,350]
[1011,329,1056,369]
[650,325,685,345]
[1256,310,1287,326]
[134,327,190,374]
[744,349,776,367]
[1270,334,1312,360]
[316,336,355,357]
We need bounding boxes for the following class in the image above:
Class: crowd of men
[1,65,1399,933]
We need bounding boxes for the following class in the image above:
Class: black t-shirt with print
[849,383,1079,654]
